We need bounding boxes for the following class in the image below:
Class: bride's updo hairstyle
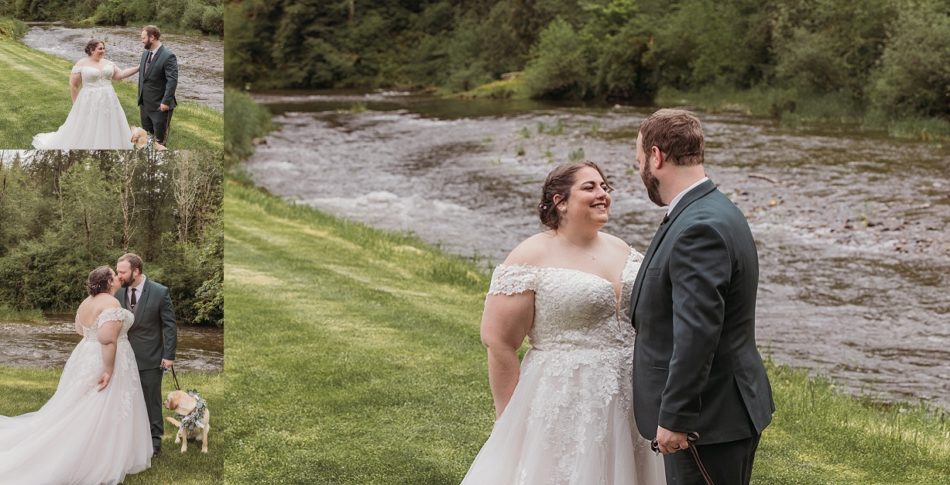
[538,161,610,230]
[84,39,103,56]
[86,266,113,297]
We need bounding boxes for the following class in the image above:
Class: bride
[461,162,664,484]
[32,39,139,150]
[0,266,152,484]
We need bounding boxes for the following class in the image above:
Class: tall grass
[0,36,223,149]
[0,305,44,323]
[224,87,272,167]
[224,179,949,484]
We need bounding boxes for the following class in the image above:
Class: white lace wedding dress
[32,61,133,150]
[0,307,152,484]
[461,249,664,485]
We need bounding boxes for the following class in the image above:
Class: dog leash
[651,432,714,485]
[165,365,182,391]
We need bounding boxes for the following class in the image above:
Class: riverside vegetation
[225,0,950,140]
[0,17,223,149]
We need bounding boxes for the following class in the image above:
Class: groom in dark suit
[630,109,774,484]
[138,25,178,146]
[116,253,178,457]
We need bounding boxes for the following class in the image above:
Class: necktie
[144,51,153,75]
[130,288,137,311]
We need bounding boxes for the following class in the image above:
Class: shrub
[523,17,590,99]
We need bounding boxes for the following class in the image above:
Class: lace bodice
[488,249,642,350]
[71,62,115,88]
[80,307,135,341]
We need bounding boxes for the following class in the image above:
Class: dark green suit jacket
[137,45,178,111]
[117,278,177,371]
[631,179,774,445]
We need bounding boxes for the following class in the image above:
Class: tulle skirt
[0,337,151,485]
[32,84,133,150]
[461,347,665,485]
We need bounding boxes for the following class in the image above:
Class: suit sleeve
[162,53,178,107]
[659,222,730,432]
[160,288,178,360]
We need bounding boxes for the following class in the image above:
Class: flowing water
[0,315,222,372]
[22,24,223,111]
[245,91,950,409]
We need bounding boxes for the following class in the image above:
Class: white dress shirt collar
[667,177,710,216]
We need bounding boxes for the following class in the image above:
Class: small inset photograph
[0,149,223,484]
[0,4,223,150]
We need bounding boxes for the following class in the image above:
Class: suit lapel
[630,179,718,323]
[116,287,129,311]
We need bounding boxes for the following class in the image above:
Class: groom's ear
[650,146,665,169]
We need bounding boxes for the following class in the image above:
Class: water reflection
[245,91,949,408]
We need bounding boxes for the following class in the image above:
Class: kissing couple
[32,25,178,150]
[462,109,776,485]
[0,253,178,484]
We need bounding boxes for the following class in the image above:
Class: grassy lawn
[0,366,223,484]
[224,179,949,484]
[0,38,222,150]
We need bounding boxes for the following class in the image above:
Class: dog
[130,126,167,151]
[164,389,210,453]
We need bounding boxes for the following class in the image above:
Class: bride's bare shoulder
[502,231,556,266]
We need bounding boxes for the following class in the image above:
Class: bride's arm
[480,292,534,419]
[69,72,82,103]
[95,318,122,391]
[112,62,140,81]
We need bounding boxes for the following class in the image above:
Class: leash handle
[686,432,715,485]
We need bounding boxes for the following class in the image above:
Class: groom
[630,109,774,484]
[116,253,178,457]
[138,25,178,147]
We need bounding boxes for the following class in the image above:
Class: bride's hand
[96,371,112,391]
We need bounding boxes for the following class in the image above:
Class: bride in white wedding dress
[461,162,664,484]
[0,266,152,484]
[32,39,139,150]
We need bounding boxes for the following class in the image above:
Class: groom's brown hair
[143,25,161,40]
[638,109,704,167]
[118,253,144,275]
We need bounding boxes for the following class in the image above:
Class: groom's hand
[96,372,112,391]
[161,359,174,370]
[160,103,170,112]
[655,426,689,454]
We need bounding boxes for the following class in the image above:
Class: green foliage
[523,17,590,99]
[0,16,25,39]
[223,87,272,166]
[868,0,950,119]
[7,0,222,35]
[0,152,223,325]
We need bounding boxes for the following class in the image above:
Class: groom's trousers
[664,434,760,485]
[141,107,174,145]
[139,368,164,449]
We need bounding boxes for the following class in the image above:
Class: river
[22,24,223,111]
[0,315,223,372]
[244,91,949,409]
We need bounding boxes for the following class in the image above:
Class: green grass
[224,87,272,167]
[0,305,45,323]
[0,36,223,149]
[0,366,223,484]
[224,179,950,484]
[454,75,529,100]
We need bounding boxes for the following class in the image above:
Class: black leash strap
[686,432,715,485]
[168,365,181,391]
[650,432,714,485]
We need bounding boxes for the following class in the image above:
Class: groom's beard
[143,41,153,50]
[640,160,664,207]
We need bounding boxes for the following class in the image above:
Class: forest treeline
[0,151,223,326]
[225,0,948,122]
[0,0,223,36]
